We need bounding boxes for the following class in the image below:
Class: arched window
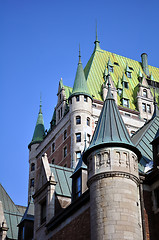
[143,89,147,98]
[76,116,81,125]
[31,163,35,171]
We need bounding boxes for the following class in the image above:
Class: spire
[94,23,101,51]
[103,65,108,81]
[28,97,45,147]
[69,47,92,99]
[122,72,128,83]
[83,80,141,162]
[150,72,154,81]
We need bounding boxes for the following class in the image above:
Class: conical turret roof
[29,101,45,147]
[70,47,92,99]
[83,77,141,163]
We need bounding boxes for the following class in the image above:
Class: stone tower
[28,100,45,203]
[68,47,92,168]
[83,78,143,240]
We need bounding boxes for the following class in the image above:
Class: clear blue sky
[1,0,159,206]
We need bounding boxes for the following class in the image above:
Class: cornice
[87,171,140,187]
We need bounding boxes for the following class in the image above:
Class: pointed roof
[126,64,131,72]
[18,200,34,226]
[94,24,101,51]
[138,68,142,78]
[117,77,122,89]
[29,100,45,147]
[83,77,141,163]
[103,65,108,80]
[150,72,154,81]
[122,72,129,83]
[69,47,92,99]
[71,156,87,177]
[108,57,113,67]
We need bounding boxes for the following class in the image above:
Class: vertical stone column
[87,147,143,240]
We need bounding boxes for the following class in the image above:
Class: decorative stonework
[87,171,140,188]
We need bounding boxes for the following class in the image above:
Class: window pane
[147,105,151,113]
[76,151,81,161]
[87,117,90,126]
[123,99,129,107]
[76,96,79,102]
[76,116,81,124]
[84,96,87,102]
[76,133,81,142]
[143,90,147,98]
[142,103,146,112]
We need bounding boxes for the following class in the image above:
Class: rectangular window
[126,72,131,78]
[142,103,146,112]
[87,117,90,126]
[75,176,81,199]
[64,146,67,157]
[41,199,46,225]
[76,151,81,162]
[147,104,151,113]
[52,142,55,153]
[60,107,62,117]
[64,130,67,140]
[58,110,60,120]
[109,66,113,72]
[30,178,34,187]
[84,96,87,102]
[76,116,81,125]
[87,134,91,143]
[76,133,81,142]
[123,99,129,108]
[76,96,80,102]
[123,82,129,89]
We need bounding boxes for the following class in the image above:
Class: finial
[96,21,98,42]
[94,22,101,51]
[78,44,81,64]
[39,93,42,113]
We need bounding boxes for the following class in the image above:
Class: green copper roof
[50,164,73,197]
[59,78,64,88]
[132,104,159,168]
[72,156,87,177]
[0,183,23,239]
[122,72,129,83]
[126,64,131,72]
[117,77,122,89]
[29,102,45,146]
[84,42,159,110]
[70,47,91,99]
[121,88,129,99]
[83,79,141,162]
[150,73,154,81]
[108,57,113,67]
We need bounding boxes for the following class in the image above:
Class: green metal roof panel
[64,85,72,99]
[132,114,159,167]
[0,184,23,239]
[50,164,73,197]
[84,48,159,109]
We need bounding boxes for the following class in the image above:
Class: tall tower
[68,46,92,168]
[28,100,45,203]
[83,78,143,240]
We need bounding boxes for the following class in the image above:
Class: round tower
[28,100,45,203]
[83,80,143,240]
[68,46,92,168]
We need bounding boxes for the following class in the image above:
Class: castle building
[1,31,159,239]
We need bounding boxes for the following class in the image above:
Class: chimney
[141,53,149,76]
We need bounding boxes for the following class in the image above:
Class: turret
[28,99,45,203]
[68,46,92,168]
[83,80,143,240]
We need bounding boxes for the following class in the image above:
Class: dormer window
[126,72,131,78]
[75,176,81,199]
[143,89,147,98]
[123,99,129,108]
[109,66,113,72]
[118,89,122,96]
[76,96,80,102]
[123,82,128,89]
